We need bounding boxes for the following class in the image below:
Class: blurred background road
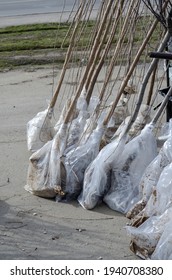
[0,0,101,27]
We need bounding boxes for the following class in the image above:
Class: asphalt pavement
[0,0,100,27]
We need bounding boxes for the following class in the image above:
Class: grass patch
[0,19,163,71]
[0,21,95,71]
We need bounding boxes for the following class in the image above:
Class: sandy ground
[0,65,139,260]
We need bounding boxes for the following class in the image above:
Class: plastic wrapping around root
[126,122,172,259]
[65,110,89,153]
[102,94,130,144]
[103,124,157,214]
[127,161,172,259]
[56,124,105,202]
[143,160,172,217]
[25,123,68,198]
[57,89,100,154]
[78,136,126,210]
[111,104,151,143]
[27,108,54,152]
[128,104,151,137]
[151,217,172,260]
[55,89,89,153]
[127,121,172,220]
[126,208,172,259]
[77,96,100,145]
[54,99,73,133]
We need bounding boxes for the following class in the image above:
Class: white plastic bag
[27,108,54,152]
[57,124,105,201]
[127,123,172,219]
[87,96,100,115]
[54,99,72,133]
[144,161,172,217]
[140,123,172,217]
[25,123,68,198]
[151,217,172,260]
[65,110,88,153]
[103,124,157,214]
[78,136,126,210]
[111,104,151,143]
[126,208,172,259]
[55,90,88,152]
[103,94,130,143]
[128,104,151,137]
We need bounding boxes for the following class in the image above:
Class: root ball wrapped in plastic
[143,161,172,218]
[126,208,172,259]
[103,124,157,214]
[127,122,172,220]
[78,136,126,210]
[54,88,88,148]
[65,109,89,153]
[102,93,130,144]
[151,217,172,260]
[25,123,68,198]
[27,108,54,152]
[56,124,105,202]
[128,104,151,137]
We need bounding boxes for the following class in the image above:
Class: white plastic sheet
[126,121,172,259]
[54,99,72,133]
[103,124,157,214]
[78,136,126,210]
[102,94,130,144]
[65,110,89,153]
[27,108,54,152]
[126,122,172,219]
[112,104,151,142]
[144,161,172,217]
[151,217,172,260]
[126,208,172,259]
[64,90,100,153]
[128,104,151,137]
[25,123,68,198]
[135,122,172,218]
[57,124,105,201]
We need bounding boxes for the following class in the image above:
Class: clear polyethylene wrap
[126,208,172,259]
[103,124,157,214]
[65,110,88,153]
[134,122,172,218]
[143,161,172,217]
[126,129,172,220]
[151,216,172,260]
[25,123,68,198]
[27,108,54,152]
[78,136,126,210]
[57,124,105,201]
[65,89,89,152]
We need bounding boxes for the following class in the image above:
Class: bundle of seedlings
[127,128,172,259]
[125,0,172,260]
[104,85,172,214]
[54,0,136,201]
[25,0,118,198]
[56,1,123,201]
[125,0,172,220]
[126,122,172,221]
[78,24,170,210]
[25,0,167,200]
[26,0,96,153]
[103,123,157,214]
